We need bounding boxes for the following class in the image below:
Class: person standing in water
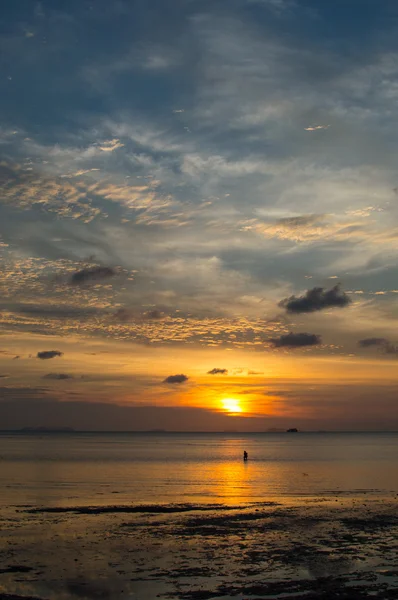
[243,450,248,461]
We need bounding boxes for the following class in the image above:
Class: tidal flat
[1,496,398,600]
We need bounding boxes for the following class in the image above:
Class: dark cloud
[270,332,321,348]
[276,214,325,228]
[207,368,228,375]
[143,309,165,320]
[358,338,388,347]
[358,338,398,355]
[163,374,189,384]
[43,373,73,380]
[69,266,116,286]
[279,285,351,314]
[10,304,100,319]
[37,350,64,360]
[0,387,51,402]
[385,343,398,355]
[114,308,135,322]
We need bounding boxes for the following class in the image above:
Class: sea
[1,431,398,508]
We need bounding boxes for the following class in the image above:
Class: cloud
[0,162,101,223]
[0,156,170,222]
[2,1,398,378]
[37,351,64,360]
[163,374,189,384]
[114,308,135,322]
[304,125,330,131]
[207,368,228,375]
[384,343,398,355]
[358,338,388,348]
[43,373,73,380]
[69,266,116,286]
[114,308,165,322]
[143,309,165,320]
[0,388,51,404]
[358,337,398,355]
[11,304,101,320]
[276,215,324,228]
[279,285,351,314]
[270,332,321,347]
[248,209,395,245]
[97,139,124,152]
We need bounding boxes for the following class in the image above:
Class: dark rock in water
[0,595,46,600]
[23,502,247,515]
[0,566,34,574]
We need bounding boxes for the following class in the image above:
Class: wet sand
[1,496,398,599]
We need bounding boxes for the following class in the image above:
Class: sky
[1,0,398,431]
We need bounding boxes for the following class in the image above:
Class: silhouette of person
[243,450,248,461]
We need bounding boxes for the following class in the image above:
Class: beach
[1,433,398,599]
[1,496,398,599]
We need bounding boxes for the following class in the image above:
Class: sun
[221,398,243,414]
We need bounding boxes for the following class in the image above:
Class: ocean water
[1,431,398,508]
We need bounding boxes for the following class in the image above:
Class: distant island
[286,428,298,433]
[19,427,75,433]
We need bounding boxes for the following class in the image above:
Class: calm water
[1,432,398,508]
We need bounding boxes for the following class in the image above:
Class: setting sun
[221,398,243,414]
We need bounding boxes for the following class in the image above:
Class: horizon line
[1,429,398,434]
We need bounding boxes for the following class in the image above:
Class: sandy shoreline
[1,496,398,599]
